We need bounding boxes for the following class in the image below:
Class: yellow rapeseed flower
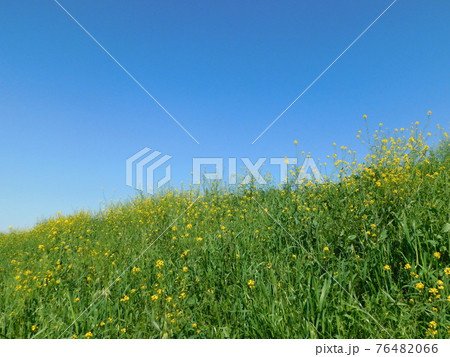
[415,282,425,290]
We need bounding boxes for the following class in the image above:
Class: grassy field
[1,121,449,339]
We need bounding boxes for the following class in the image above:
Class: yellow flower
[120,295,130,302]
[427,110,432,115]
[293,140,298,144]
[120,328,127,333]
[192,323,198,328]
[180,250,190,258]
[151,294,159,301]
[429,288,439,295]
[383,265,391,271]
[196,237,203,242]
[247,279,255,288]
[132,267,141,273]
[415,282,425,290]
[363,115,367,119]
[323,246,330,251]
[155,260,164,268]
[434,252,441,259]
[186,223,193,229]
[85,331,93,339]
[445,267,450,276]
[404,263,411,270]
[31,325,38,331]
[74,297,80,303]
[182,266,189,272]
[429,321,437,330]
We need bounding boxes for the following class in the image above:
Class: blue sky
[1,0,449,231]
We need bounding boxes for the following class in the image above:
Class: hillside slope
[1,125,449,338]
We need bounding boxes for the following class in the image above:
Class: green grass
[0,124,449,339]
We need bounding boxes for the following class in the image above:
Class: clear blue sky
[1,0,449,231]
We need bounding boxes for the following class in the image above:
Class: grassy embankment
[0,120,449,338]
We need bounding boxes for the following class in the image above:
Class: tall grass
[0,121,449,338]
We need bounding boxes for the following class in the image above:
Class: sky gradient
[1,0,449,231]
